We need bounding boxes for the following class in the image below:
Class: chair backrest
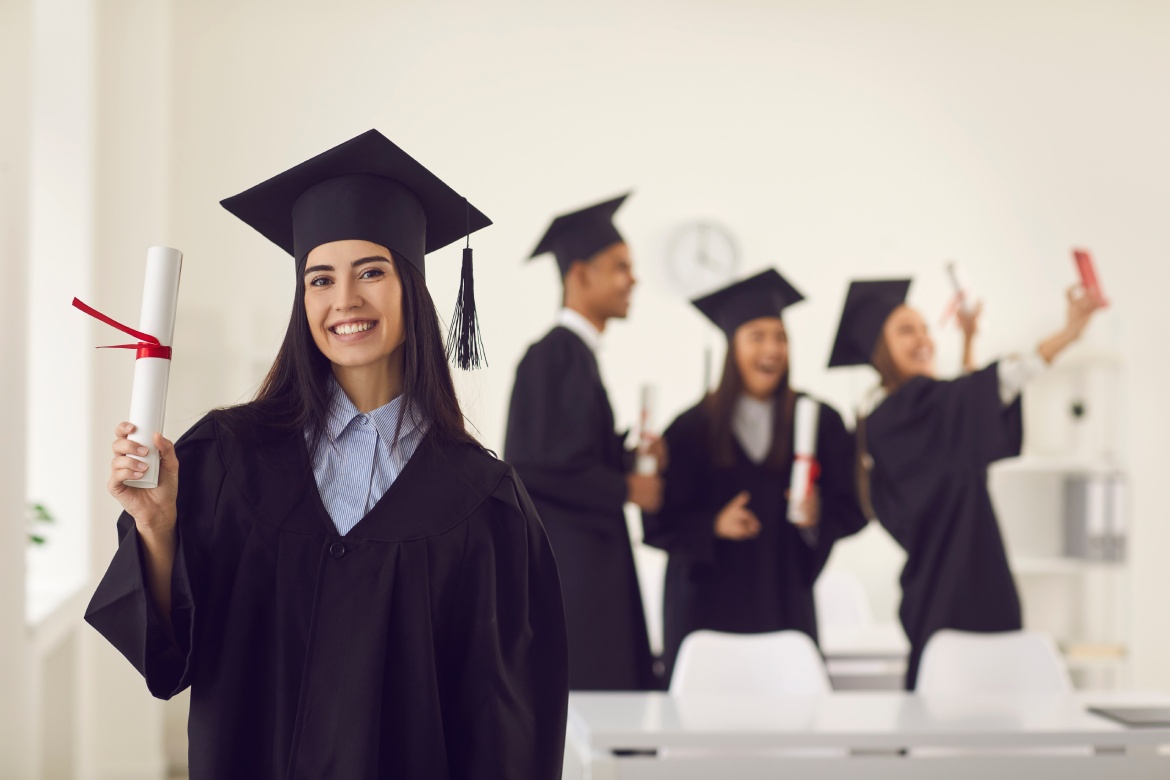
[916,629,1073,694]
[670,630,832,695]
[814,567,874,632]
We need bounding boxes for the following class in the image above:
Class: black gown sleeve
[970,362,1024,466]
[642,410,718,566]
[84,415,223,700]
[504,342,628,525]
[445,470,569,780]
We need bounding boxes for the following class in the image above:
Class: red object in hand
[1073,249,1108,308]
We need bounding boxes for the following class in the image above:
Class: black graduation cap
[219,129,492,369]
[529,193,630,276]
[827,279,912,368]
[691,269,805,338]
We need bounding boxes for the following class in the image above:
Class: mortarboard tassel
[446,200,486,370]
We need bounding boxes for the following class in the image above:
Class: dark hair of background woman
[703,342,796,470]
[222,253,479,453]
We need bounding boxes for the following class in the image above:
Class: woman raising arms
[829,278,1104,689]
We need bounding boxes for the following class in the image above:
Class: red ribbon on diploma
[794,454,821,490]
[71,297,172,360]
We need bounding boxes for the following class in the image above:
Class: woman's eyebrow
[303,256,390,276]
[352,256,391,268]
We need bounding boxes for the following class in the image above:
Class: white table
[565,691,1170,779]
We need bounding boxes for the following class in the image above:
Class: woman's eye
[360,268,385,280]
[308,276,331,287]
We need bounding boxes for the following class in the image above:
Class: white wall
[1,1,33,775]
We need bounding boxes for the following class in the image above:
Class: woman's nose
[333,282,361,310]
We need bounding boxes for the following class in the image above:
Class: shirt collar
[858,383,888,417]
[325,377,423,445]
[557,307,602,354]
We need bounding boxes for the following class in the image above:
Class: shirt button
[329,542,346,559]
[359,415,370,426]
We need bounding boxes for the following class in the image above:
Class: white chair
[814,568,874,633]
[667,630,838,759]
[915,629,1084,757]
[671,630,831,695]
[916,629,1073,695]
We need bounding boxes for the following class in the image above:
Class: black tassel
[446,245,486,370]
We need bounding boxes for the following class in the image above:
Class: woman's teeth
[331,321,374,335]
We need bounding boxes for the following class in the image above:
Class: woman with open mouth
[830,277,1104,690]
[86,130,569,779]
[643,269,868,683]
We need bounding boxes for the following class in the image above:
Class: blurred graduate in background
[643,269,868,683]
[831,276,1106,689]
[504,194,662,691]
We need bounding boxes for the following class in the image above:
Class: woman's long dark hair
[223,252,478,453]
[704,335,796,470]
[871,331,911,394]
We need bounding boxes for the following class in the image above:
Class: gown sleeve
[945,362,1024,467]
[504,342,628,524]
[642,410,719,566]
[84,415,224,700]
[445,469,569,780]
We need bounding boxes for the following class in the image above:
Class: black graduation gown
[643,395,868,682]
[85,410,569,780]
[503,325,656,691]
[866,362,1024,690]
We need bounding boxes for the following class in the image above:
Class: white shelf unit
[991,341,1129,690]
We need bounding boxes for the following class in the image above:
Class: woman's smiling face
[302,239,406,371]
[732,316,788,400]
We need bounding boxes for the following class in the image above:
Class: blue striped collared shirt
[306,380,429,536]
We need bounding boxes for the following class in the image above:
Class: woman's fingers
[114,421,136,438]
[154,432,179,476]
[112,437,150,456]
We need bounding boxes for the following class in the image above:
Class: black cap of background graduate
[827,279,913,368]
[529,193,631,276]
[220,129,493,369]
[691,269,805,339]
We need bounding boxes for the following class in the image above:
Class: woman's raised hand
[108,422,180,532]
[1065,284,1105,339]
[1038,285,1107,364]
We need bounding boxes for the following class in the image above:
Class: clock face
[665,220,740,296]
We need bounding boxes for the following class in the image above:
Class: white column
[80,1,177,777]
[0,1,32,775]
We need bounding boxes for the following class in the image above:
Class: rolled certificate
[125,247,183,488]
[946,261,976,315]
[787,396,820,524]
[636,384,658,475]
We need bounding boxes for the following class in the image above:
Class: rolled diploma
[125,246,183,488]
[636,384,658,475]
[786,396,820,524]
[946,261,976,315]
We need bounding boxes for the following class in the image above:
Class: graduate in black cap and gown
[643,270,868,681]
[504,194,661,691]
[86,130,569,779]
[829,278,1105,689]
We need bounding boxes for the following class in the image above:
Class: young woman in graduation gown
[86,130,569,779]
[643,270,868,682]
[829,278,1105,689]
